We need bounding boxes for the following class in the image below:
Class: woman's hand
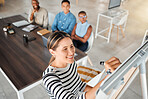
[105,57,121,73]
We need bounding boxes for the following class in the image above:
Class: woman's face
[79,13,87,24]
[52,37,75,64]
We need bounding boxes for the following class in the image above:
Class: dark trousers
[73,40,88,52]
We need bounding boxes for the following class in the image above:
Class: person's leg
[72,40,78,48]
[73,40,88,51]
[78,41,88,52]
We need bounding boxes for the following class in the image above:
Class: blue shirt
[51,11,76,35]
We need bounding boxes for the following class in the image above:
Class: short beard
[33,5,40,10]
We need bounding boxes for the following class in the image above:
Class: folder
[37,29,51,36]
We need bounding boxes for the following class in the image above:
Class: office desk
[0,15,51,99]
[0,15,87,99]
[95,8,128,43]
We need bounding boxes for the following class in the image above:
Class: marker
[100,61,105,66]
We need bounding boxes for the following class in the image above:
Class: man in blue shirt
[51,0,76,35]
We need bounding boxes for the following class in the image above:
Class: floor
[0,0,148,99]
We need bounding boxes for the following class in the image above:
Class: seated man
[51,0,76,35]
[28,0,48,29]
[71,11,92,52]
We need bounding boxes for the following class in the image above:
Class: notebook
[37,29,51,36]
[12,20,30,27]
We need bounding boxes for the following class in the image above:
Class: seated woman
[42,31,121,99]
[71,11,92,52]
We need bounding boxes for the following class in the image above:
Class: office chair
[85,32,94,66]
[111,12,128,42]
[48,12,55,31]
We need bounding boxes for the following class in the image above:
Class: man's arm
[51,14,59,32]
[75,25,92,43]
[28,9,35,23]
[71,24,78,40]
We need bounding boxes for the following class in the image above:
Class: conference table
[0,15,88,99]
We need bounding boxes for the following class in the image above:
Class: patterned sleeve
[43,73,86,99]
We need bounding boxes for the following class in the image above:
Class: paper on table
[12,20,30,27]
[22,24,38,32]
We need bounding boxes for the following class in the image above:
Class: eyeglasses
[79,16,86,18]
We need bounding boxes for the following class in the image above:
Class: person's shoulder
[55,12,62,17]
[88,24,92,29]
[71,61,77,68]
[40,7,48,13]
[85,21,92,28]
[56,11,63,15]
[69,12,76,18]
[43,65,57,77]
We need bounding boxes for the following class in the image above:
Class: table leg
[17,91,24,99]
[117,26,119,42]
[107,19,113,43]
[95,14,100,38]
[139,62,148,99]
[119,25,125,37]
[87,56,93,66]
[0,68,20,99]
[82,56,88,66]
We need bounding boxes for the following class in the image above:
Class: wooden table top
[0,15,51,90]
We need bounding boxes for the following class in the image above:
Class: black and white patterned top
[42,61,86,99]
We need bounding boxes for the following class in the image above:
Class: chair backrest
[85,31,94,53]
[116,13,128,26]
[48,12,55,27]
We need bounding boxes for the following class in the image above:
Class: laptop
[108,0,121,10]
[108,0,122,16]
[12,20,30,27]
